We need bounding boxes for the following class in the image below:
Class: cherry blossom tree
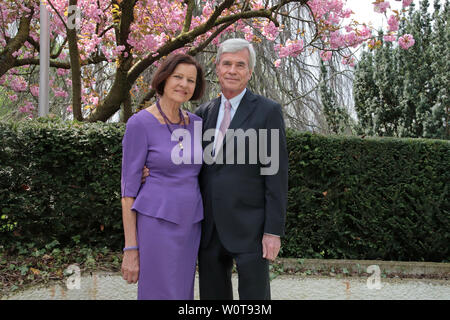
[0,0,415,122]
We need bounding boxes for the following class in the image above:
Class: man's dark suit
[195,89,288,300]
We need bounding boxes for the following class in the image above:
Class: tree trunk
[0,9,33,78]
[121,91,132,123]
[67,0,83,121]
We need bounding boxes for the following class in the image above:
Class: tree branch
[182,0,195,33]
[0,6,34,78]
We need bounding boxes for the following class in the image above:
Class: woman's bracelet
[123,246,139,252]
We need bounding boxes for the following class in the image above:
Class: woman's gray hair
[216,38,256,71]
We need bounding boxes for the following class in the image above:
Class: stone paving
[3,272,450,300]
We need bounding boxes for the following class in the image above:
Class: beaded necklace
[156,99,187,150]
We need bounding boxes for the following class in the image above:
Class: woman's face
[163,63,197,103]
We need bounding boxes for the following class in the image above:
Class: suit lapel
[222,89,257,148]
[228,89,257,131]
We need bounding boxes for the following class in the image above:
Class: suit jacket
[195,89,288,253]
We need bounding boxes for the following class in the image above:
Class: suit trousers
[198,225,270,300]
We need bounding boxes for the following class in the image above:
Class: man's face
[216,49,252,99]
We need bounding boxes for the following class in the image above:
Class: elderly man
[195,38,288,300]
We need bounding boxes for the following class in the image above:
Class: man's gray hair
[216,38,256,71]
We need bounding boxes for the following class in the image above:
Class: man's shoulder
[247,90,281,110]
[195,97,220,117]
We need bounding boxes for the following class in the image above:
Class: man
[194,38,288,300]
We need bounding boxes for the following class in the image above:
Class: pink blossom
[9,94,18,102]
[273,59,281,68]
[342,56,356,67]
[261,21,279,41]
[19,101,35,114]
[387,15,399,32]
[358,25,372,40]
[383,35,397,42]
[53,88,69,98]
[91,96,99,105]
[330,31,345,49]
[57,68,70,76]
[12,50,21,58]
[373,1,390,13]
[112,45,126,57]
[398,34,415,49]
[243,26,254,42]
[30,85,39,97]
[275,39,304,58]
[10,76,27,92]
[403,0,414,8]
[320,51,333,61]
[202,3,213,17]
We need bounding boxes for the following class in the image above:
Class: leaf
[30,268,41,275]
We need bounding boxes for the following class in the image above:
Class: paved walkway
[3,259,450,300]
[3,272,450,300]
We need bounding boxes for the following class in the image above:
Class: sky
[345,0,423,30]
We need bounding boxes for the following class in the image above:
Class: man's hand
[262,234,281,262]
[141,166,150,184]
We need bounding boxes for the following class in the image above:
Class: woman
[120,54,205,300]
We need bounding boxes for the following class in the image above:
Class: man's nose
[228,64,237,73]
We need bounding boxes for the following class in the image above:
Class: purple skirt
[136,212,201,300]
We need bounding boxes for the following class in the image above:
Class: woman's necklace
[156,99,187,150]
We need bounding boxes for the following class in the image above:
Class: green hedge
[285,130,449,262]
[1,118,449,261]
[0,118,124,250]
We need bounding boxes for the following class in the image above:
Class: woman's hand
[141,166,150,184]
[121,250,140,284]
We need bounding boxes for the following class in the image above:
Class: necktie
[215,100,232,157]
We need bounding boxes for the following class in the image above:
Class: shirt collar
[220,88,247,111]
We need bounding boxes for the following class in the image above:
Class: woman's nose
[179,78,188,87]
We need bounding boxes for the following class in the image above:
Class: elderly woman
[120,54,205,300]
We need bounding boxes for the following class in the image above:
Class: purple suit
[121,109,203,300]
